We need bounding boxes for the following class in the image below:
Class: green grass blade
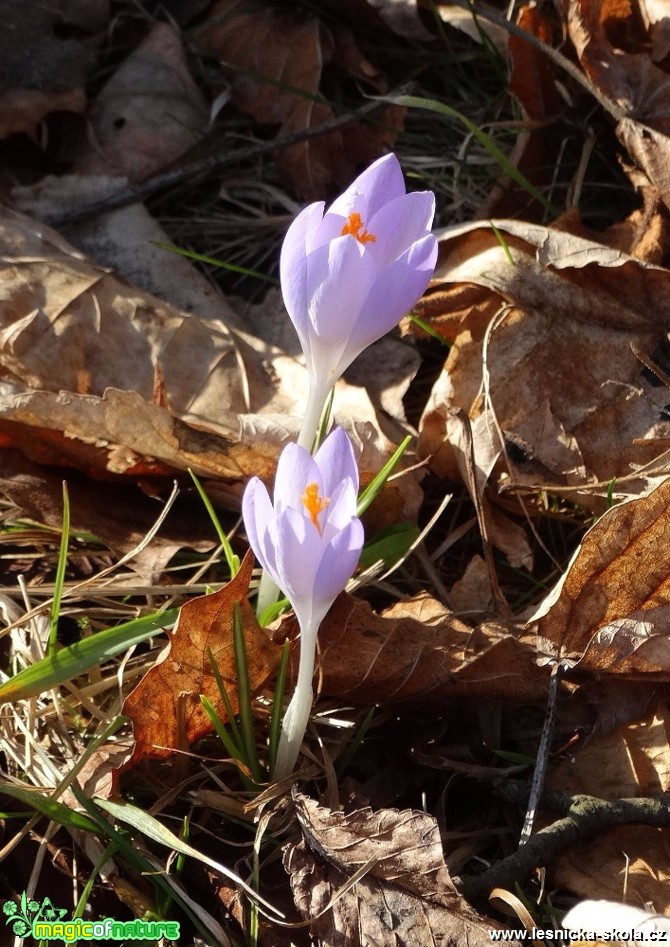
[408,313,451,345]
[94,798,283,917]
[49,482,70,652]
[189,469,240,578]
[395,94,559,215]
[359,523,420,571]
[0,608,178,702]
[258,597,290,628]
[153,242,279,285]
[336,706,376,776]
[72,842,119,920]
[268,640,290,777]
[200,699,257,792]
[314,387,335,451]
[490,221,516,264]
[357,436,412,516]
[232,603,263,783]
[207,647,244,750]
[70,788,224,945]
[0,782,98,833]
[200,695,245,767]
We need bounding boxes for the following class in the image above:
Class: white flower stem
[256,379,331,619]
[297,379,331,451]
[273,618,319,781]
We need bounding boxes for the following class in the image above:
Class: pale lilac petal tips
[280,152,437,388]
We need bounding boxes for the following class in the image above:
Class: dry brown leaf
[418,219,670,500]
[77,22,208,180]
[550,705,670,799]
[0,210,414,517]
[0,450,215,582]
[534,477,670,675]
[479,5,561,217]
[552,826,670,915]
[0,0,107,138]
[281,592,548,703]
[449,554,493,615]
[122,551,280,767]
[285,792,519,946]
[566,0,670,209]
[193,0,403,199]
[547,704,670,912]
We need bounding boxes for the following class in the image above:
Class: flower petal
[273,442,320,515]
[314,427,359,498]
[312,518,364,620]
[333,232,438,370]
[327,153,405,221]
[309,210,348,253]
[280,201,325,349]
[242,478,280,582]
[368,190,436,269]
[271,507,322,610]
[322,478,359,534]
[301,235,378,383]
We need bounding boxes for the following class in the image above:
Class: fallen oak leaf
[417,218,670,498]
[193,0,403,199]
[566,0,670,211]
[285,791,521,946]
[0,211,416,514]
[533,476,670,675]
[121,551,280,769]
[280,591,548,704]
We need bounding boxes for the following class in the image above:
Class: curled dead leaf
[418,219,670,501]
[122,551,280,770]
[566,0,670,210]
[281,592,548,704]
[534,477,670,676]
[193,0,403,198]
[285,792,520,946]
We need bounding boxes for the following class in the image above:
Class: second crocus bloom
[242,427,364,779]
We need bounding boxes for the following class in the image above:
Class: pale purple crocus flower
[280,152,438,451]
[242,427,364,779]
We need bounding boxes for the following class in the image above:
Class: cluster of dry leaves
[4,0,670,945]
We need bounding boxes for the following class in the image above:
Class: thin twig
[440,1,625,122]
[519,661,567,846]
[41,93,409,228]
[456,783,670,902]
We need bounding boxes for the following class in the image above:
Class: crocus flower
[280,152,438,449]
[242,427,364,778]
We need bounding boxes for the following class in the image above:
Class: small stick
[518,660,567,846]
[456,786,670,903]
[41,94,405,228]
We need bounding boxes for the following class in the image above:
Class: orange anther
[301,482,330,533]
[341,211,376,245]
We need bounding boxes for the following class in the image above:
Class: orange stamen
[302,482,330,534]
[341,211,376,245]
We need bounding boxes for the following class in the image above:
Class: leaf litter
[5,0,670,943]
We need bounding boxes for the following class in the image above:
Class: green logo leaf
[36,898,68,923]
